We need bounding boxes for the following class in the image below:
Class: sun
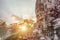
[19,25,27,31]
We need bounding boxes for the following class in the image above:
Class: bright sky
[0,0,36,24]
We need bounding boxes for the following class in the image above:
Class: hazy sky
[0,0,36,24]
